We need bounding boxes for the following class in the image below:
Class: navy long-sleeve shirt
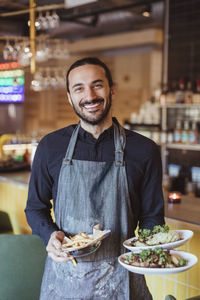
[25,119,165,245]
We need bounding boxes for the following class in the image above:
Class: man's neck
[80,117,113,139]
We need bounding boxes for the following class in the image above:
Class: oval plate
[70,241,101,258]
[123,230,193,252]
[118,250,198,275]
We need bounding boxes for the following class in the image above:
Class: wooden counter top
[0,171,30,187]
[164,193,200,226]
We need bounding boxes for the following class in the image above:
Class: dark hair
[66,57,113,93]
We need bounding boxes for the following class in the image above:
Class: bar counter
[0,172,200,299]
[1,171,200,227]
[164,192,200,226]
[0,171,30,234]
[146,192,200,300]
[0,171,30,187]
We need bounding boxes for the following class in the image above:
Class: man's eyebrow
[72,83,83,89]
[92,79,104,84]
[72,79,104,89]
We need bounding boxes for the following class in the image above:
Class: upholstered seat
[0,234,46,300]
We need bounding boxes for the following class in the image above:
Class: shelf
[165,143,200,151]
[161,103,200,108]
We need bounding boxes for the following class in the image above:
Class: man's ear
[110,84,116,97]
[67,92,72,106]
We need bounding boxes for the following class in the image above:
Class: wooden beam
[67,28,163,53]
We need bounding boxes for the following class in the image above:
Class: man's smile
[80,98,104,111]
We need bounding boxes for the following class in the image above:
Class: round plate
[123,230,193,252]
[70,241,101,258]
[118,250,198,275]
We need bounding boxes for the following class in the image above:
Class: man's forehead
[69,64,106,79]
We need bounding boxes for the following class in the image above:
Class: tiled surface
[146,218,200,300]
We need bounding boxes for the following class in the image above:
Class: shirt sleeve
[139,142,165,229]
[25,137,59,245]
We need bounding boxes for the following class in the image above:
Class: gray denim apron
[40,120,152,300]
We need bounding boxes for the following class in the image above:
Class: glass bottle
[173,120,182,143]
[188,121,198,144]
[181,120,189,144]
[185,81,193,104]
[176,78,185,104]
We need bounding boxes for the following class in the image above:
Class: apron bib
[40,120,152,300]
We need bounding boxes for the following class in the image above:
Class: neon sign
[0,63,24,103]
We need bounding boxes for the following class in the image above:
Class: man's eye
[74,87,83,92]
[93,83,103,89]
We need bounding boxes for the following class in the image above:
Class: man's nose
[85,87,96,100]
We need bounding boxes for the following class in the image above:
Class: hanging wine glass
[57,68,66,88]
[43,68,51,90]
[36,40,46,62]
[53,42,63,59]
[31,70,43,91]
[38,12,48,30]
[49,68,58,89]
[3,40,13,60]
[61,42,70,59]
[18,41,32,66]
[45,11,53,29]
[12,40,21,60]
[51,11,60,29]
[35,13,42,30]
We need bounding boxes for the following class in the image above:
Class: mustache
[80,98,104,107]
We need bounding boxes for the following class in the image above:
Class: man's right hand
[46,231,73,262]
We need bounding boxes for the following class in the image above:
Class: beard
[71,92,112,125]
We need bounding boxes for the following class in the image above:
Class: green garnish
[152,224,169,234]
[138,228,151,239]
[179,259,186,266]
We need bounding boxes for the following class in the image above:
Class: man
[25,57,165,299]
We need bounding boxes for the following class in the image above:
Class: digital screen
[0,62,25,103]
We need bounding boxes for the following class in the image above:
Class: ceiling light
[142,5,151,17]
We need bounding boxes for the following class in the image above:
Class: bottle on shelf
[167,129,174,144]
[175,78,185,104]
[181,120,189,144]
[173,120,182,143]
[185,81,193,104]
[188,121,198,144]
[160,130,167,144]
[165,81,176,104]
[160,83,168,105]
[193,79,200,104]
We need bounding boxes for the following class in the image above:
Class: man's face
[67,64,114,125]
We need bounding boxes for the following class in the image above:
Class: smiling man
[25,57,164,300]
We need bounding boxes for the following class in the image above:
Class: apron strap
[64,119,126,166]
[64,122,81,163]
[113,120,126,166]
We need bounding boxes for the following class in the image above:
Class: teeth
[84,103,100,109]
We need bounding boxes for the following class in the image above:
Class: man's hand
[46,231,73,262]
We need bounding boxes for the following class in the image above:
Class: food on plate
[62,232,92,248]
[122,247,187,268]
[62,228,110,250]
[130,225,180,247]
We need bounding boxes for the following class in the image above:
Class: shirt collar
[78,120,116,142]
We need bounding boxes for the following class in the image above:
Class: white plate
[118,250,198,275]
[123,230,193,252]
